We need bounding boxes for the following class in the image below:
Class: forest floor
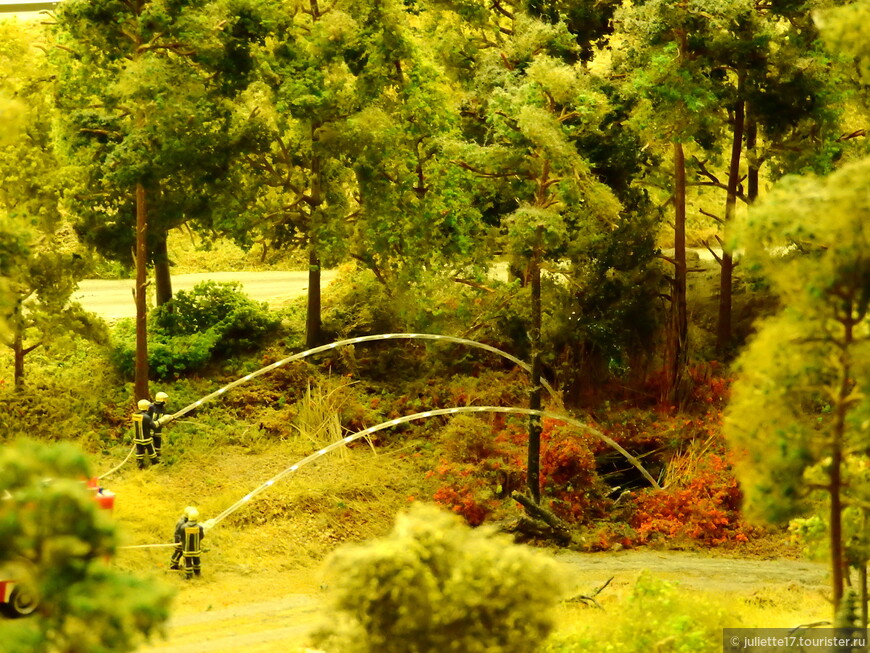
[134,548,831,653]
[97,441,833,653]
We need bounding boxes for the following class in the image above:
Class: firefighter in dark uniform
[169,508,189,571]
[182,506,205,579]
[148,391,169,461]
[132,399,159,469]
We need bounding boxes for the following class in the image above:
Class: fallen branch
[565,575,614,610]
[511,491,572,545]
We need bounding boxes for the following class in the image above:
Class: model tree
[0,20,106,390]
[51,0,247,398]
[726,157,870,618]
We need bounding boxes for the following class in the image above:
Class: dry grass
[92,436,833,652]
[100,437,431,613]
[661,432,719,489]
[292,379,375,460]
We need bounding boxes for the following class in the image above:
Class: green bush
[0,440,173,652]
[110,282,280,379]
[543,571,740,653]
[320,266,404,339]
[313,503,567,653]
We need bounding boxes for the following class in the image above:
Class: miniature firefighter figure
[148,391,169,461]
[182,506,205,579]
[169,507,189,570]
[131,399,159,469]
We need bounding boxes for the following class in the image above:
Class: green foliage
[320,266,405,339]
[727,158,870,521]
[51,0,246,266]
[0,439,173,653]
[726,156,870,614]
[110,281,280,379]
[313,503,567,653]
[0,21,106,388]
[543,571,740,653]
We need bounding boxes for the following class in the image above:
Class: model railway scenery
[1,0,869,651]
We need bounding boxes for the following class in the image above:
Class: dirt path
[139,594,323,653]
[136,549,829,653]
[554,549,829,594]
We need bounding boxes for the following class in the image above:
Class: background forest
[1,0,870,651]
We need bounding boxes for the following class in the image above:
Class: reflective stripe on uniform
[183,525,202,556]
[132,413,152,445]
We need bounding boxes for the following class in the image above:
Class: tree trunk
[135,182,150,401]
[716,95,745,356]
[154,230,173,307]
[305,248,322,349]
[664,142,688,407]
[527,237,542,504]
[746,112,758,204]
[829,309,856,615]
[13,331,25,391]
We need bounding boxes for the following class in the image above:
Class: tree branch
[453,277,495,293]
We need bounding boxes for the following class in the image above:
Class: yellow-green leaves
[316,503,566,653]
[815,1,870,88]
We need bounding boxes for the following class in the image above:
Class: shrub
[544,571,740,653]
[110,282,280,379]
[313,503,567,653]
[0,440,173,652]
[630,452,751,545]
[320,266,403,339]
[429,417,611,526]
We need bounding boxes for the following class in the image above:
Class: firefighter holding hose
[131,399,159,469]
[148,391,169,461]
[181,507,205,579]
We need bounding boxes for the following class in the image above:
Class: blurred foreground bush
[110,281,280,379]
[0,439,173,652]
[313,503,566,653]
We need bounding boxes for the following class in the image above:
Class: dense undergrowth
[0,266,762,555]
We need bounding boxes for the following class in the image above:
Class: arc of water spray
[102,333,557,481]
[117,406,659,549]
[200,405,659,532]
[161,333,559,426]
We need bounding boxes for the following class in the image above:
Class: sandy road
[139,594,324,653]
[136,549,829,653]
[73,270,338,320]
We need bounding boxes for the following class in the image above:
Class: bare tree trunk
[527,235,542,504]
[858,560,867,628]
[154,230,173,307]
[716,93,745,356]
[746,112,758,204]
[829,307,857,615]
[135,182,150,401]
[664,142,688,407]
[13,332,24,391]
[305,248,322,349]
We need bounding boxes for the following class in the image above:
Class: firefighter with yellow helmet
[131,399,159,469]
[181,506,205,579]
[148,391,169,461]
[169,507,188,571]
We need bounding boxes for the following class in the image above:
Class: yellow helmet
[184,506,200,521]
[155,392,168,402]
[137,399,151,411]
